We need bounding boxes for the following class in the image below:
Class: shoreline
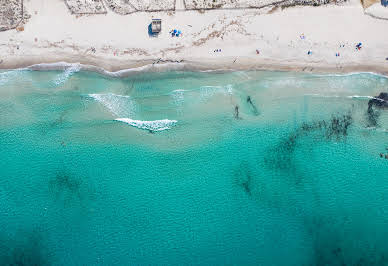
[1,57,388,78]
[1,0,388,79]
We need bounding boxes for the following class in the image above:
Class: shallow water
[0,68,387,265]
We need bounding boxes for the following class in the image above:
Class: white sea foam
[89,93,177,132]
[348,95,386,102]
[312,72,388,79]
[236,71,252,80]
[364,127,388,133]
[28,62,79,71]
[26,61,187,79]
[99,62,187,77]
[115,118,177,132]
[171,89,185,107]
[53,63,81,86]
[0,69,25,86]
[261,78,304,89]
[347,95,374,100]
[88,93,135,117]
[304,93,341,98]
[199,84,233,100]
[305,94,385,102]
[7,61,387,79]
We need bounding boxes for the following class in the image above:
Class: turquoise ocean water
[0,67,387,265]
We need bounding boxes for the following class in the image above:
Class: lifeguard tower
[151,19,161,35]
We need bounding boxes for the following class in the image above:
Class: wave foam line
[28,61,187,78]
[88,93,177,132]
[88,93,134,117]
[311,72,388,79]
[53,63,81,86]
[19,62,388,79]
[0,69,26,86]
[305,94,385,102]
[115,118,177,132]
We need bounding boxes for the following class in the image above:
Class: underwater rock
[325,113,353,139]
[50,172,81,194]
[264,136,297,171]
[366,92,387,127]
[368,92,388,109]
[265,112,353,170]
[306,215,388,266]
[234,163,253,196]
[0,229,50,266]
[297,113,352,140]
[366,106,379,127]
[241,173,252,196]
[48,170,88,206]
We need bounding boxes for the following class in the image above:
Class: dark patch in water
[0,229,51,266]
[366,92,387,127]
[40,110,69,136]
[324,113,353,140]
[265,112,353,171]
[305,216,388,266]
[246,96,259,116]
[49,170,91,207]
[241,174,252,196]
[234,162,253,196]
[368,92,388,109]
[366,106,380,127]
[49,111,67,129]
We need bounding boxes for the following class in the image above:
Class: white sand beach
[0,0,388,74]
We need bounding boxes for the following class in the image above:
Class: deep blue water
[0,68,387,265]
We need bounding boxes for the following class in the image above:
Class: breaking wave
[115,118,177,132]
[305,94,384,101]
[53,63,81,86]
[89,93,177,132]
[348,95,386,102]
[88,93,136,117]
[0,69,26,86]
[311,72,388,79]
